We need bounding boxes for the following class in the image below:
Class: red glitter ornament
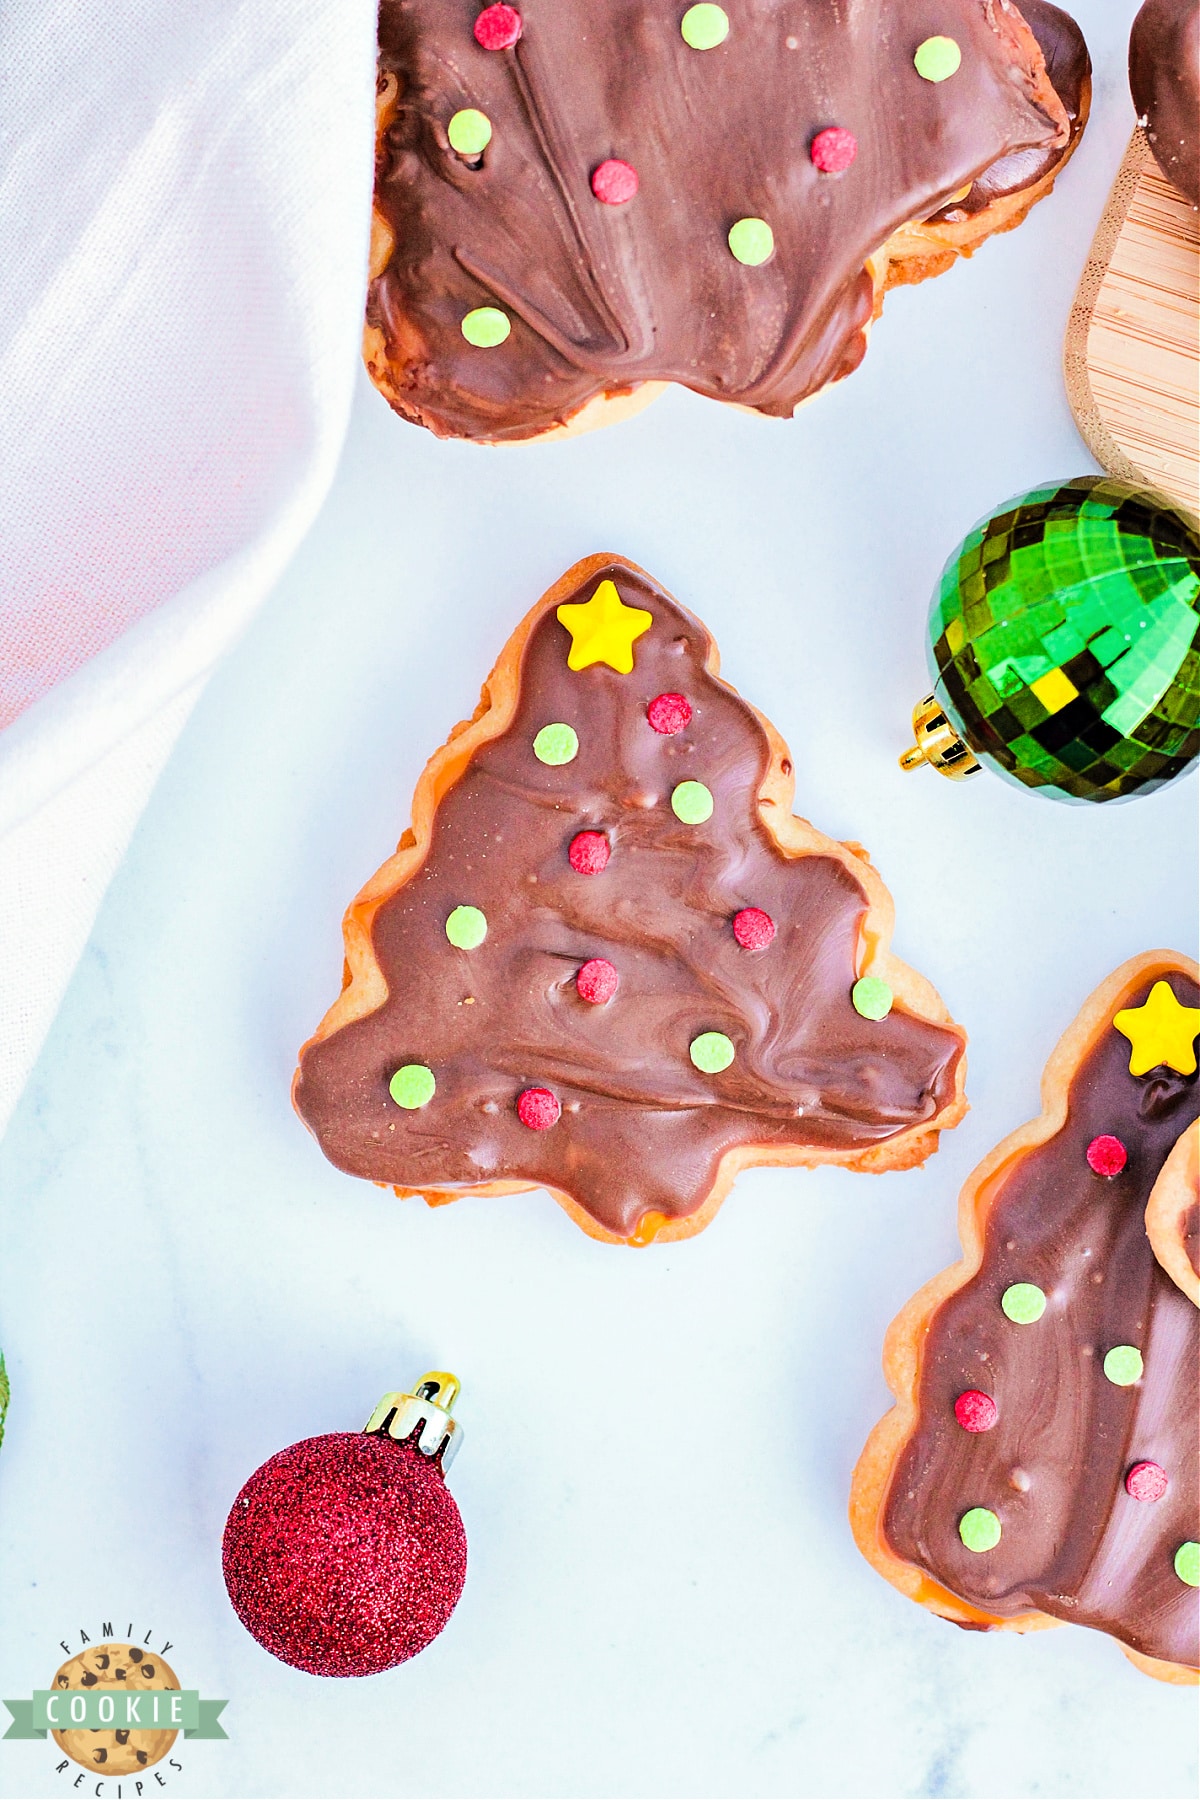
[591,158,639,205]
[577,957,619,1004]
[1126,1460,1168,1502]
[646,692,692,735]
[568,830,610,874]
[473,3,522,50]
[732,906,775,950]
[517,1085,561,1129]
[1086,1133,1127,1176]
[222,1376,467,1677]
[953,1389,998,1432]
[810,126,858,173]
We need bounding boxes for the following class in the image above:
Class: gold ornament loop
[900,694,981,781]
[363,1370,463,1469]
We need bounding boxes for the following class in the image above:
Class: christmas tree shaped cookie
[851,952,1200,1682]
[367,0,1089,441]
[294,556,966,1244]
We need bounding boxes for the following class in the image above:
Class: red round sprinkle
[1087,1133,1128,1177]
[591,159,639,205]
[954,1390,999,1433]
[517,1086,560,1130]
[810,126,858,173]
[473,3,522,50]
[1126,1460,1168,1502]
[647,692,692,735]
[576,957,619,1004]
[568,830,610,874]
[732,907,776,950]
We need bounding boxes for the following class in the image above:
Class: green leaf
[0,1353,9,1452]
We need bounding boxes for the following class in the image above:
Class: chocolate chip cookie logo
[3,1626,227,1790]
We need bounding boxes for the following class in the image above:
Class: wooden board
[1065,130,1199,519]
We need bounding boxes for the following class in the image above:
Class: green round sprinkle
[1001,1282,1046,1324]
[461,306,511,348]
[680,2,729,48]
[1174,1542,1200,1587]
[728,217,775,266]
[445,904,488,949]
[690,1031,736,1073]
[913,34,962,81]
[852,975,894,1021]
[389,1064,435,1110]
[1103,1344,1144,1386]
[959,1507,1001,1553]
[448,108,493,157]
[671,780,714,823]
[533,722,579,766]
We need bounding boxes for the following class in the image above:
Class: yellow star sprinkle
[556,579,652,674]
[1113,980,1200,1077]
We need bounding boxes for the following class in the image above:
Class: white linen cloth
[0,0,377,1135]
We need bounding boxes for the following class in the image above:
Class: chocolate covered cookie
[366,0,1088,441]
[294,556,966,1244]
[1130,0,1199,206]
[851,953,1200,1682]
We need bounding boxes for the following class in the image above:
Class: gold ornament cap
[900,693,981,781]
[364,1371,463,1470]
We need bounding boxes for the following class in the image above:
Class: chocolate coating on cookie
[294,565,963,1238]
[931,0,1089,217]
[369,0,1072,440]
[1130,0,1199,206]
[883,967,1199,1669]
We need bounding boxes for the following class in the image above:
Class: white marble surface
[1,3,1197,1794]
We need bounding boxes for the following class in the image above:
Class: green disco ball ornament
[901,478,1200,803]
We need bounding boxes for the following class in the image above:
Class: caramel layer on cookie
[294,557,965,1241]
